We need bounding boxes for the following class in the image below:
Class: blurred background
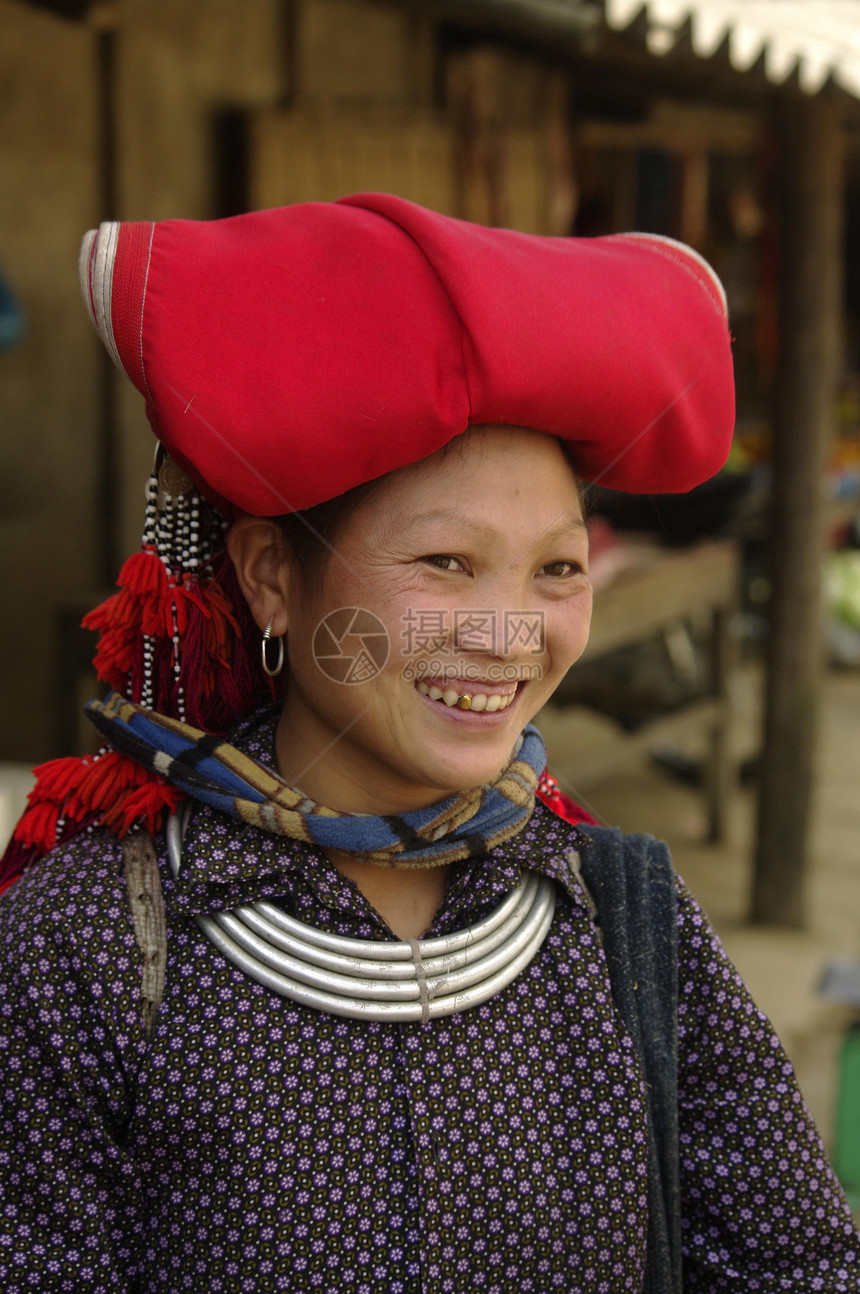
[1,0,860,1203]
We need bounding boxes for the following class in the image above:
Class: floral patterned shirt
[1,711,858,1293]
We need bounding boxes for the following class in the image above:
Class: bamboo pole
[752,93,843,927]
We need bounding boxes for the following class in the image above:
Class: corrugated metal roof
[605,0,860,97]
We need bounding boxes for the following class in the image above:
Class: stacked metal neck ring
[167,809,557,1022]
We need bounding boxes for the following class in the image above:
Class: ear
[226,517,291,636]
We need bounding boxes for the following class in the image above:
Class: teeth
[415,681,518,711]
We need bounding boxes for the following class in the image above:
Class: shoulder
[528,804,678,921]
[0,829,152,1137]
[577,821,671,863]
[1,826,126,929]
[575,822,676,907]
[0,827,142,1008]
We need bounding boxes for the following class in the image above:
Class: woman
[0,194,857,1293]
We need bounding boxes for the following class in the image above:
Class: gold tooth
[456,695,472,710]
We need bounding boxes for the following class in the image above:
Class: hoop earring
[261,617,285,677]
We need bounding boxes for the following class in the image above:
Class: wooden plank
[544,696,723,790]
[251,109,457,213]
[578,101,760,156]
[583,541,739,659]
[551,540,739,839]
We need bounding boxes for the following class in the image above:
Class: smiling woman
[229,425,592,939]
[1,195,858,1294]
[229,426,592,820]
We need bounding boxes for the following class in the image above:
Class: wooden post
[752,93,843,926]
[704,600,736,845]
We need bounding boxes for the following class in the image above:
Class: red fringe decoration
[82,548,265,732]
[3,542,269,885]
[115,780,184,837]
[0,746,186,890]
[536,770,598,827]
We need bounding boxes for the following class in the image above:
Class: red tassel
[2,521,276,870]
[1,529,279,871]
[28,755,91,802]
[81,540,269,738]
[113,780,183,837]
[536,769,598,826]
[73,750,149,816]
[3,743,186,874]
[120,550,169,597]
[83,550,171,670]
[14,800,62,852]
[85,588,145,690]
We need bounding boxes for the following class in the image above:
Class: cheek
[548,592,593,669]
[288,575,414,697]
[364,583,425,665]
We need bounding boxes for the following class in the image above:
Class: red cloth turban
[80,193,734,515]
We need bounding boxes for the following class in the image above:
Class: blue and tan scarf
[87,691,546,869]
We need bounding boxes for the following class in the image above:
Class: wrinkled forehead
[392,423,578,485]
[338,425,585,546]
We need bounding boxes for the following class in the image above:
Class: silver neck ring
[166,809,556,1022]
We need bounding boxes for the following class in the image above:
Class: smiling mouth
[415,680,518,712]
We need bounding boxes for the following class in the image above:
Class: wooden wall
[0,0,287,760]
[252,2,575,234]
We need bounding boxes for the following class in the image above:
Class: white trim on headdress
[78,221,126,376]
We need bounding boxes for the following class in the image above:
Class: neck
[327,850,450,940]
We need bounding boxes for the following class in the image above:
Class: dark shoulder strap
[122,828,167,1042]
[576,824,681,1294]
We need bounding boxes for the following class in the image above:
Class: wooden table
[547,539,740,841]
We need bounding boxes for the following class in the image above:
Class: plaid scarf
[86,692,545,869]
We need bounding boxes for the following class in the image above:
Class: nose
[497,608,545,659]
[451,605,545,660]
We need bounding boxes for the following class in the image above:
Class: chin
[418,746,517,796]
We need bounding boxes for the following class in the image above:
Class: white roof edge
[604,0,860,102]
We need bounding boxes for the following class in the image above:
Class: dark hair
[275,475,384,593]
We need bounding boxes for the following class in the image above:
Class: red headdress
[2,194,733,883]
[80,193,732,513]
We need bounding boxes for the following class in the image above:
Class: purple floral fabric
[1,710,858,1292]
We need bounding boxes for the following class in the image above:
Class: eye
[538,560,583,578]
[420,554,467,572]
